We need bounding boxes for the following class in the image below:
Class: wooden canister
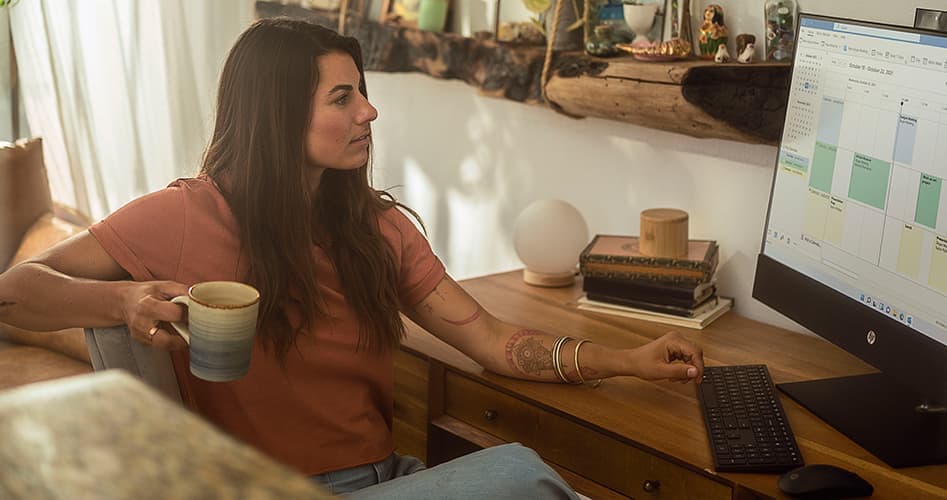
[640,208,689,258]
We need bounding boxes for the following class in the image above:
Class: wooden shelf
[547,59,790,144]
[257,2,790,145]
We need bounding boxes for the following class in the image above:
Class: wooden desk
[392,271,947,499]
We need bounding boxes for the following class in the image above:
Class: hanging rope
[539,0,567,105]
[540,0,588,115]
[338,0,350,35]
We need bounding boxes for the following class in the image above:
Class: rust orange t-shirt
[88,177,446,475]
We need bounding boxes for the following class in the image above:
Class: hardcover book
[585,292,719,318]
[579,235,718,285]
[577,295,733,330]
[582,276,717,306]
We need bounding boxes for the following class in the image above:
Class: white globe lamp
[513,199,590,287]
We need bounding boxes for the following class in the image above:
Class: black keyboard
[697,365,804,473]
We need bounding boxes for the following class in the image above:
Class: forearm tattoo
[505,329,554,376]
[441,306,481,326]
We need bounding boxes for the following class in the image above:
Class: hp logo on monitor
[866,330,877,345]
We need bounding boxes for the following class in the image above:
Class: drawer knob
[642,479,661,493]
[483,409,498,421]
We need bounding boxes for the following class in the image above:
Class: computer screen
[753,13,947,467]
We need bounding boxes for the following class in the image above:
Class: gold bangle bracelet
[574,339,603,388]
[573,339,589,384]
[562,337,581,385]
[552,336,572,384]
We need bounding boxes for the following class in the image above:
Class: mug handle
[169,295,191,344]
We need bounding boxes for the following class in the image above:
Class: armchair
[0,138,92,390]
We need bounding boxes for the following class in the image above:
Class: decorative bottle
[764,0,796,61]
[585,0,633,57]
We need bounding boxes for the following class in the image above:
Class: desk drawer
[444,372,730,500]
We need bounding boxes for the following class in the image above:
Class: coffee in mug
[170,281,260,382]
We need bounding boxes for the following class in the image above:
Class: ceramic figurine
[737,42,755,63]
[714,43,730,63]
[698,4,729,60]
[736,33,756,63]
[737,34,755,55]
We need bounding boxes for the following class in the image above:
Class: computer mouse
[777,464,874,499]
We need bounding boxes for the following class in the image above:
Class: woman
[0,19,703,498]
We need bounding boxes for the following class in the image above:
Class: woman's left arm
[405,276,704,385]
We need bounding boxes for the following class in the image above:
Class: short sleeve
[88,187,185,282]
[382,208,446,308]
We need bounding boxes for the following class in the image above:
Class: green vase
[417,0,448,32]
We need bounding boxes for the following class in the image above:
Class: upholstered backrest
[0,138,54,269]
[0,138,92,363]
[84,326,183,403]
[7,213,86,266]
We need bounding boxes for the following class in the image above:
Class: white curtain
[10,0,253,219]
[1,8,13,141]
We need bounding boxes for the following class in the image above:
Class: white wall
[368,0,947,333]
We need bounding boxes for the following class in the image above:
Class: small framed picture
[381,0,421,27]
[663,0,687,40]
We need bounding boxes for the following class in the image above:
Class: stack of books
[577,235,732,329]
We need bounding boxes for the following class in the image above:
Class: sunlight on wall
[445,182,519,280]
[401,158,439,241]
[389,133,521,280]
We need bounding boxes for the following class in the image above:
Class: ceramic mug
[170,281,260,382]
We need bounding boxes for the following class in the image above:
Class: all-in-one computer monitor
[754,13,947,467]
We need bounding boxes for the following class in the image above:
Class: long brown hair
[201,18,414,359]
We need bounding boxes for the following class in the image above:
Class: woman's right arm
[0,230,189,349]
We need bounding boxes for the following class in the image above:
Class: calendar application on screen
[764,18,947,345]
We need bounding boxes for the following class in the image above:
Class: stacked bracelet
[551,336,575,384]
[552,336,603,387]
[572,339,589,384]
[573,339,603,388]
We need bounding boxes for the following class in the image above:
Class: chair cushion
[0,212,92,364]
[0,324,91,364]
[0,138,53,269]
[0,340,91,391]
[8,213,86,266]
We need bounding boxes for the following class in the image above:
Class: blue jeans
[311,443,579,499]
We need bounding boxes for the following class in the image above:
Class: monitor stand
[778,373,947,468]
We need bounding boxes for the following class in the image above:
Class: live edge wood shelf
[257,1,791,145]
